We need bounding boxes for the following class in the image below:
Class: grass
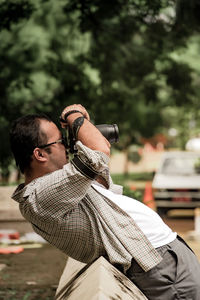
[111,172,154,185]
[0,288,55,300]
[111,172,153,202]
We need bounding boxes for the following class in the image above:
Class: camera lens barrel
[95,124,119,144]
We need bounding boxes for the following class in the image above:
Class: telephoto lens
[95,124,119,144]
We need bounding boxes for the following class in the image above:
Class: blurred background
[1,0,200,183]
[1,0,200,299]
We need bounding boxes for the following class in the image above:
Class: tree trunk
[124,149,129,175]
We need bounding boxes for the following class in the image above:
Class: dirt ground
[0,185,67,300]
[0,242,68,300]
[0,217,199,300]
[0,185,200,300]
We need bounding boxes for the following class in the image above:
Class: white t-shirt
[92,184,177,248]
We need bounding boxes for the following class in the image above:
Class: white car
[152,151,200,216]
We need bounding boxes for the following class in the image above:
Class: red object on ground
[0,246,24,254]
[0,230,20,240]
[143,181,156,210]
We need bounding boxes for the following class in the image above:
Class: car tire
[157,207,169,217]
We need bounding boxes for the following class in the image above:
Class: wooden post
[55,256,148,300]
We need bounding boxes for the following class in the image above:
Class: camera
[65,123,119,154]
[95,124,119,144]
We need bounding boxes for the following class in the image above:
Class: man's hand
[60,104,90,128]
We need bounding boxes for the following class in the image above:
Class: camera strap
[72,116,85,140]
[71,155,99,180]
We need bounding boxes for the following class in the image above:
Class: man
[10,104,200,299]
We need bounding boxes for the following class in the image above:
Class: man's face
[40,120,68,172]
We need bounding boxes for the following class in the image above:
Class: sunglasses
[37,134,68,149]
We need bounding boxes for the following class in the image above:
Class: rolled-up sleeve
[76,141,109,172]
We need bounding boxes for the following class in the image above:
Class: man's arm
[60,104,110,157]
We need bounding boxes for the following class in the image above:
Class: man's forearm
[61,105,111,157]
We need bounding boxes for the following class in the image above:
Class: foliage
[1,0,200,178]
[123,186,143,202]
[65,0,200,150]
[111,172,154,184]
[0,0,36,30]
[111,172,150,202]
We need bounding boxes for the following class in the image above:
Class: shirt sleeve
[75,142,123,194]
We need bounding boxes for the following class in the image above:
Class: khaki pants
[126,237,200,300]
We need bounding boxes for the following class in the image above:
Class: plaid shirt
[12,142,162,273]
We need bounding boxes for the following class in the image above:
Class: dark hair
[10,114,52,173]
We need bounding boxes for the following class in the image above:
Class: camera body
[66,124,119,154]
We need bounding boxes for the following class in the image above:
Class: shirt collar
[12,179,37,202]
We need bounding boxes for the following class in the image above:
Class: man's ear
[33,148,48,162]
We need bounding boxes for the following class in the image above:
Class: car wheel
[157,207,169,217]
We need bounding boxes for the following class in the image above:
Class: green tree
[1,0,200,179]
[66,0,199,163]
[0,0,95,179]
